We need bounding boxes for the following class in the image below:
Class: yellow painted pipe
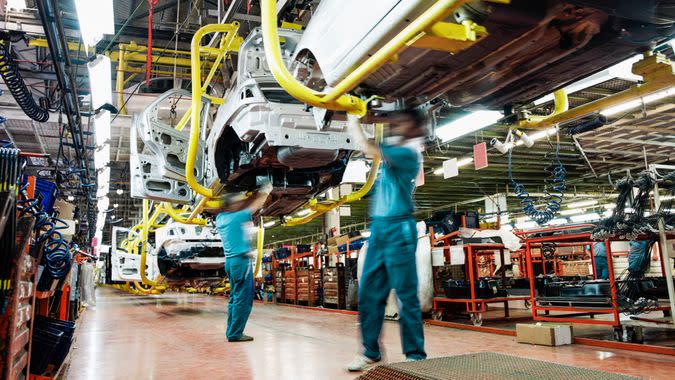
[186,23,241,198]
[519,54,675,129]
[260,0,469,114]
[260,0,367,115]
[284,124,383,226]
[160,202,208,225]
[116,45,128,114]
[254,218,264,279]
[525,89,568,123]
[139,199,161,287]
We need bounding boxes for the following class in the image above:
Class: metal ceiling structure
[0,1,672,245]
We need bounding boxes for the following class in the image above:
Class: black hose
[0,42,49,122]
[564,115,607,135]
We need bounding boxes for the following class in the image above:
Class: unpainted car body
[293,0,675,109]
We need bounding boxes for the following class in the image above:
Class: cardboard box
[54,200,75,220]
[335,235,350,247]
[328,245,339,255]
[516,323,572,346]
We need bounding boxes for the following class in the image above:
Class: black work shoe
[228,334,254,342]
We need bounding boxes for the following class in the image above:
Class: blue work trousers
[359,217,426,361]
[593,254,609,280]
[225,255,254,340]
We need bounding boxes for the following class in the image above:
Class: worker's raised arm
[246,182,273,214]
[347,114,380,159]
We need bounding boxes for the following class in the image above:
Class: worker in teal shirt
[214,183,271,342]
[346,109,427,372]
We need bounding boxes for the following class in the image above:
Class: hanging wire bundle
[0,148,22,312]
[592,172,659,240]
[508,131,566,225]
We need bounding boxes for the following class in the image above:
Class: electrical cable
[0,41,50,122]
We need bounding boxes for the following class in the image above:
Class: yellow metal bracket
[186,23,242,199]
[517,53,675,129]
[284,124,383,226]
[412,20,487,53]
[260,0,473,115]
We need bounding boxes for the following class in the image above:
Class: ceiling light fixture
[263,220,277,228]
[435,110,502,142]
[534,54,643,105]
[560,208,585,216]
[601,87,675,117]
[570,212,601,223]
[567,200,598,209]
[74,0,114,51]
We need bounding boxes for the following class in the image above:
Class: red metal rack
[519,225,672,332]
[430,228,530,326]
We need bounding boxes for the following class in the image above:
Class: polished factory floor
[65,287,675,380]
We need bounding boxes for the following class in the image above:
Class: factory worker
[345,109,427,372]
[592,242,609,279]
[214,183,272,342]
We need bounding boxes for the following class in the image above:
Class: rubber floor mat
[357,352,641,380]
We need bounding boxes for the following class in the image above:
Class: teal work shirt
[215,209,252,258]
[370,144,421,219]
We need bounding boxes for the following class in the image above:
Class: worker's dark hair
[389,108,429,138]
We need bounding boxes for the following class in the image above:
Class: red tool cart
[519,224,673,342]
[430,228,530,326]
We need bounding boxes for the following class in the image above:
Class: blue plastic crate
[35,178,58,214]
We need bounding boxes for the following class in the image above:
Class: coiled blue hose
[17,182,72,279]
[508,137,566,225]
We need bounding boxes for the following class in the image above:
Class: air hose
[564,115,606,135]
[508,133,566,225]
[17,182,72,280]
[0,41,49,122]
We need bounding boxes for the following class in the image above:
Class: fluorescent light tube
[534,55,643,105]
[570,212,600,222]
[94,111,111,147]
[75,0,114,50]
[561,208,585,216]
[515,221,538,229]
[601,87,675,117]
[87,55,112,109]
[567,200,598,208]
[94,144,110,170]
[547,218,568,226]
[435,111,502,142]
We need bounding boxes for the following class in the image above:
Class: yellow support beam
[284,124,383,226]
[186,23,242,199]
[411,20,488,53]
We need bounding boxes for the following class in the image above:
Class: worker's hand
[347,113,361,124]
[260,182,273,195]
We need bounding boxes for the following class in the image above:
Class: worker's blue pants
[225,256,253,341]
[593,255,609,279]
[359,217,426,361]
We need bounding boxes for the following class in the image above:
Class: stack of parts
[284,267,297,303]
[275,267,284,302]
[296,266,321,306]
[322,264,346,309]
[30,316,75,376]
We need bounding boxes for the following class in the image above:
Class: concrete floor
[65,287,675,380]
